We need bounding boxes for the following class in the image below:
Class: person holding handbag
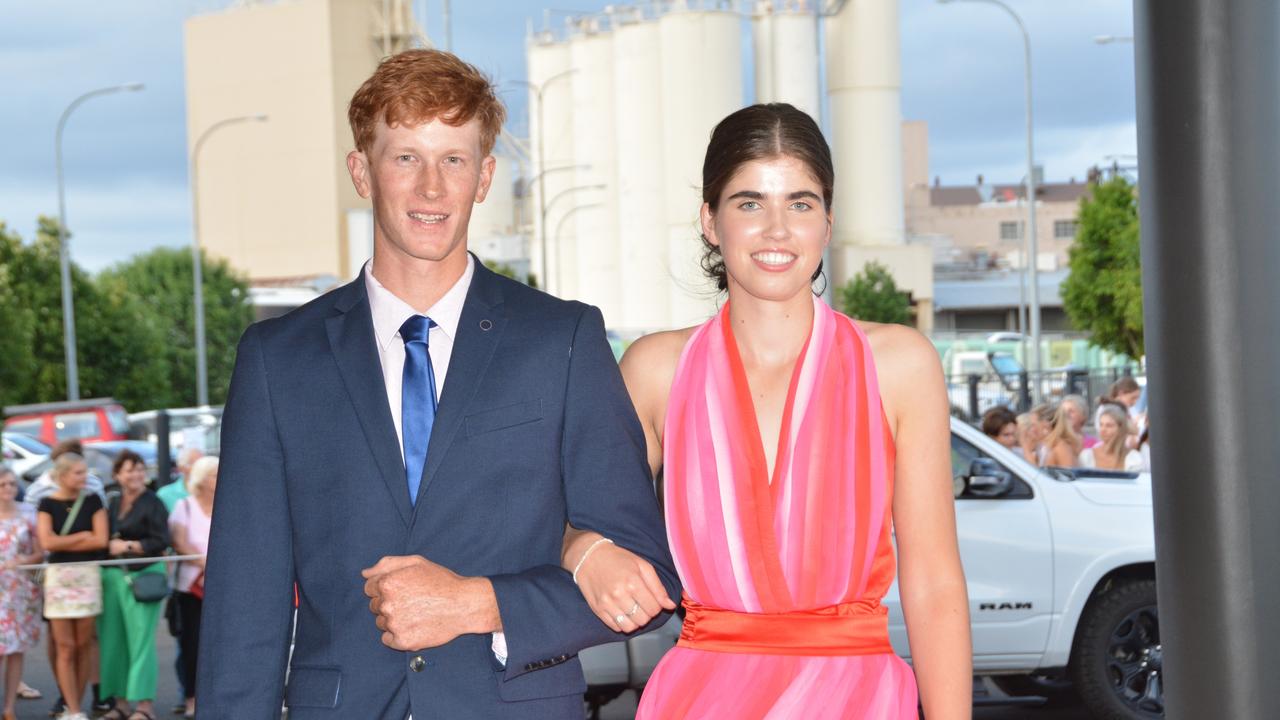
[165,456,216,719]
[97,450,170,720]
[35,454,108,720]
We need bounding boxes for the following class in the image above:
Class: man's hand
[361,555,502,651]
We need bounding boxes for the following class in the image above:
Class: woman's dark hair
[699,103,834,291]
[980,406,1018,438]
[1107,376,1141,398]
[112,449,145,478]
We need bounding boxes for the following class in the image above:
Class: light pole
[552,201,604,297]
[1094,34,1134,44]
[939,0,1042,398]
[190,114,269,407]
[510,69,577,291]
[55,82,145,401]
[544,183,606,295]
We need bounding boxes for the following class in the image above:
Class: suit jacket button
[410,655,426,672]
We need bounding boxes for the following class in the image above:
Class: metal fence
[946,366,1143,421]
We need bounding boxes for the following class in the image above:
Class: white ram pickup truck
[584,418,1162,720]
[885,418,1161,720]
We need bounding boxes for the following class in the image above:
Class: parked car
[582,418,1161,720]
[3,398,131,446]
[129,405,223,456]
[946,351,1023,417]
[2,432,50,480]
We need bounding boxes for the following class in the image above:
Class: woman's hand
[108,538,131,556]
[572,540,676,634]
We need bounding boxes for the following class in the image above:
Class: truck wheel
[1070,578,1163,719]
[990,671,1079,705]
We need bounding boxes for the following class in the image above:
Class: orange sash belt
[677,596,894,656]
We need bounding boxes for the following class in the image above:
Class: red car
[3,398,131,446]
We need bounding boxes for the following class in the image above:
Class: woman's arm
[52,508,110,553]
[560,331,684,632]
[877,326,972,720]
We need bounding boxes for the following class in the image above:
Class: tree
[0,217,170,410]
[838,261,913,325]
[487,261,537,288]
[98,246,254,408]
[1061,176,1144,360]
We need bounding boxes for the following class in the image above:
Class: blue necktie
[400,315,437,507]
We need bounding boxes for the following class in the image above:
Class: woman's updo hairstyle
[699,103,834,292]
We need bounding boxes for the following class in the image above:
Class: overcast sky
[0,0,1135,272]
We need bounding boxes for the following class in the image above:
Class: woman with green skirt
[98,450,169,720]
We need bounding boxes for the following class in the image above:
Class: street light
[190,114,269,407]
[1094,35,1134,44]
[544,183,607,295]
[55,82,145,401]
[938,0,1043,398]
[509,69,578,290]
[553,201,603,296]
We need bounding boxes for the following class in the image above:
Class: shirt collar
[363,254,475,351]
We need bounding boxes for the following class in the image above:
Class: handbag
[126,570,170,603]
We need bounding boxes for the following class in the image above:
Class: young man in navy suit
[196,49,679,719]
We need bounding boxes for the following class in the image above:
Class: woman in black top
[35,453,108,720]
[97,450,169,720]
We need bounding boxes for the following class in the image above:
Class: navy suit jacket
[197,258,680,719]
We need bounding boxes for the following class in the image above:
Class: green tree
[98,246,254,407]
[838,261,913,325]
[1061,176,1144,360]
[0,217,170,409]
[487,260,537,288]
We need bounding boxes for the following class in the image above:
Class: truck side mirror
[966,458,1015,498]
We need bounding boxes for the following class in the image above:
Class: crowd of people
[0,442,217,720]
[980,376,1151,472]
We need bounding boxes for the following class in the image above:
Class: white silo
[658,4,744,328]
[752,0,821,121]
[526,34,575,294]
[612,8,668,332]
[468,154,516,240]
[825,0,904,255]
[567,20,620,320]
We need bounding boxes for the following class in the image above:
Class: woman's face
[1098,414,1121,443]
[996,422,1018,449]
[198,470,218,500]
[116,459,148,494]
[57,461,88,493]
[0,473,18,503]
[701,155,830,303]
[1065,402,1086,432]
[1118,389,1142,408]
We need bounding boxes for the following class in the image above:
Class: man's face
[347,116,495,269]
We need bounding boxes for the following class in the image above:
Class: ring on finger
[614,613,628,625]
[625,602,641,617]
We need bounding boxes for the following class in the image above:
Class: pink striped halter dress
[636,296,919,719]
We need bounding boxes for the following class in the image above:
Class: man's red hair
[348,49,506,155]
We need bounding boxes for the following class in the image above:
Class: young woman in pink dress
[563,104,972,718]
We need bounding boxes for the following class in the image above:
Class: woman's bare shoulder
[620,327,698,381]
[852,319,940,376]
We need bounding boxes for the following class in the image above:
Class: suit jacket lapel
[325,274,413,527]
[414,258,506,513]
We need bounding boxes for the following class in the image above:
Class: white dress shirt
[363,256,508,665]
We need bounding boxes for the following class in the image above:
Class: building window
[1055,220,1078,239]
[999,221,1021,242]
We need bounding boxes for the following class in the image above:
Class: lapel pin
[479,319,493,331]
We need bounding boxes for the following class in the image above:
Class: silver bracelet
[572,538,614,585]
